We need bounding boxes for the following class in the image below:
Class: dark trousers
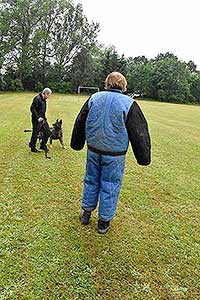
[29,119,50,149]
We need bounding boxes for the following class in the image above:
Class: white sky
[75,0,200,69]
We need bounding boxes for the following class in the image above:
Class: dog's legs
[49,137,53,149]
[59,137,66,149]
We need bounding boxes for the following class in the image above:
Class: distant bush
[58,81,73,93]
[34,82,43,92]
[0,77,6,91]
[47,81,73,94]
[9,79,24,91]
[189,74,200,103]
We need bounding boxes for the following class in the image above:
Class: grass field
[0,92,200,300]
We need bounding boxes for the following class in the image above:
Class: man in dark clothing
[29,88,52,152]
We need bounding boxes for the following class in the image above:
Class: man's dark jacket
[30,93,47,121]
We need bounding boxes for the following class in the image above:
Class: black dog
[49,119,66,149]
[24,119,66,157]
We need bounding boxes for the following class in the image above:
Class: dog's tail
[24,129,32,132]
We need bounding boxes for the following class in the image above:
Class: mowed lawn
[0,92,200,300]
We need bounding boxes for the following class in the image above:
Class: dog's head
[52,119,62,131]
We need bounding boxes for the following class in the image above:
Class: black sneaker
[80,209,91,225]
[98,220,110,234]
[31,148,40,153]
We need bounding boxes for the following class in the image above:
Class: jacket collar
[108,89,122,94]
[39,93,45,101]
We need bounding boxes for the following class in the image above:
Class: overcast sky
[75,0,200,69]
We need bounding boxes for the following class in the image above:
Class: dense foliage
[0,0,200,103]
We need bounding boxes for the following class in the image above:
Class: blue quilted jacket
[71,89,151,165]
[86,90,133,154]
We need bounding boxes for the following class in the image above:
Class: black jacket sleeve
[30,96,39,119]
[70,99,90,150]
[126,101,151,165]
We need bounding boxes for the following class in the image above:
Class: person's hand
[38,117,44,123]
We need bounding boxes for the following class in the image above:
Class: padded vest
[86,90,134,154]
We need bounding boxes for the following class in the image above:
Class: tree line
[0,0,200,103]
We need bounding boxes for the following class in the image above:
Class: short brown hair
[104,72,127,92]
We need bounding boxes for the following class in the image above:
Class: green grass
[0,92,200,300]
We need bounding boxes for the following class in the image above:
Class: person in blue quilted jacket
[71,72,151,234]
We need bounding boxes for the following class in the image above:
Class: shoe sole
[80,220,90,225]
[98,226,110,234]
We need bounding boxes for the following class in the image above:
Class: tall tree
[189,73,200,103]
[126,56,149,95]
[69,47,95,92]
[52,3,99,68]
[0,0,99,89]
[99,46,127,86]
[0,0,45,86]
[31,0,64,86]
[147,56,191,102]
